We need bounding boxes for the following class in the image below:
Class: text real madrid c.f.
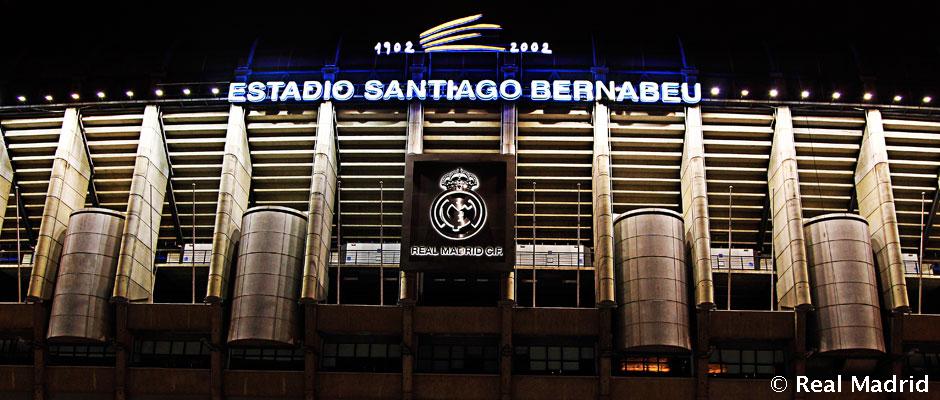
[228,79,701,104]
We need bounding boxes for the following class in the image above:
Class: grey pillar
[27,108,92,301]
[681,106,715,308]
[592,102,616,306]
[768,106,812,309]
[300,101,338,302]
[113,105,171,301]
[400,101,423,302]
[855,109,910,312]
[205,105,252,302]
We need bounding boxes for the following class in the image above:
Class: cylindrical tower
[803,213,885,355]
[47,208,125,342]
[613,208,691,352]
[228,206,307,346]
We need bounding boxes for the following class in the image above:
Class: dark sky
[2,1,939,104]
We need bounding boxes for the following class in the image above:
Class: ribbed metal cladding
[681,106,715,308]
[206,105,253,302]
[803,213,885,355]
[613,208,691,352]
[592,102,616,306]
[228,206,307,346]
[854,109,909,312]
[27,108,92,301]
[300,101,337,302]
[768,106,812,309]
[500,102,517,303]
[47,208,125,342]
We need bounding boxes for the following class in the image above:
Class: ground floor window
[513,343,595,375]
[0,337,31,365]
[416,335,498,374]
[906,349,940,376]
[320,335,401,372]
[133,337,210,368]
[228,347,304,370]
[617,355,691,376]
[708,348,785,378]
[48,343,115,366]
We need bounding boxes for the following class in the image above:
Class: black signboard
[401,153,515,272]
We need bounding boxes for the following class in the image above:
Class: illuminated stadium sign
[372,13,553,54]
[228,80,702,104]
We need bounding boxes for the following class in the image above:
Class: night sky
[2,1,939,105]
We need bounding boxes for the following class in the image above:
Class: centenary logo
[375,13,552,55]
[430,168,488,240]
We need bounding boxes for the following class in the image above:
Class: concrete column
[300,101,338,302]
[113,105,170,302]
[592,102,616,307]
[681,106,715,308]
[205,105,252,302]
[26,108,91,301]
[400,101,423,302]
[855,109,910,312]
[767,106,812,309]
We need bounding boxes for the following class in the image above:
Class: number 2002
[510,42,552,54]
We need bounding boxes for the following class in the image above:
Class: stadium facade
[1,10,940,400]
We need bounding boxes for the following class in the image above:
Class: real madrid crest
[430,168,488,240]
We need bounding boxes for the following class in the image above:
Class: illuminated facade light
[44,95,54,102]
[126,90,135,98]
[800,90,810,99]
[155,89,164,97]
[709,87,720,96]
[211,87,221,95]
[182,88,192,96]
[831,91,841,100]
[863,92,873,101]
[740,89,749,97]
[893,95,903,102]
[16,95,26,102]
[96,91,106,99]
[768,89,778,98]
[924,96,932,104]
[70,93,80,100]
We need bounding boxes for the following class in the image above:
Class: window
[514,344,595,375]
[228,347,304,370]
[0,338,31,365]
[708,348,785,378]
[618,355,691,376]
[907,351,940,376]
[48,343,115,366]
[133,338,210,368]
[320,337,401,372]
[417,336,498,374]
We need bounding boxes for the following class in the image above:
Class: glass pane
[548,361,561,371]
[563,361,580,371]
[721,350,739,363]
[530,361,546,371]
[389,344,401,358]
[322,357,336,368]
[563,347,579,361]
[467,346,482,357]
[530,346,546,360]
[742,364,755,374]
[547,347,562,360]
[140,341,154,354]
[741,350,754,364]
[484,346,497,359]
[757,365,774,375]
[371,344,387,358]
[172,341,185,355]
[338,344,355,357]
[433,345,449,359]
[756,350,772,364]
[581,347,594,359]
[355,344,369,358]
[155,341,171,354]
[451,346,465,359]
[451,359,464,369]
[726,364,740,374]
[433,360,449,371]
